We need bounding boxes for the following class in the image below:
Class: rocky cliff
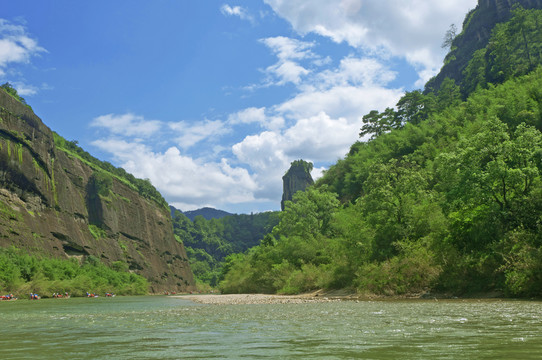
[0,89,195,293]
[281,160,314,211]
[426,0,542,93]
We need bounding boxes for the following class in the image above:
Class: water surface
[1,296,541,359]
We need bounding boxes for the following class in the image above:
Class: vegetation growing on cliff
[0,247,148,297]
[53,134,168,209]
[0,83,31,109]
[219,8,542,297]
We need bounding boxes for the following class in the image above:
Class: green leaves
[219,10,542,297]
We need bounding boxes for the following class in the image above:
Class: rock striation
[0,89,195,293]
[281,160,314,211]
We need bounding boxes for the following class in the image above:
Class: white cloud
[316,56,397,88]
[0,19,46,77]
[220,4,255,23]
[230,111,365,201]
[12,81,38,96]
[260,36,318,85]
[261,36,316,61]
[228,107,267,125]
[169,119,230,149]
[91,139,259,211]
[228,107,284,130]
[233,112,359,165]
[227,51,404,203]
[263,0,477,82]
[91,113,162,138]
[276,85,402,121]
[88,15,415,212]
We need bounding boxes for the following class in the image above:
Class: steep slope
[219,5,542,297]
[0,89,195,293]
[426,0,542,94]
[281,160,314,211]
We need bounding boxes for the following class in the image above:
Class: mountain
[0,88,195,293]
[182,207,233,221]
[281,160,314,211]
[219,3,542,297]
[426,0,542,94]
[172,209,279,287]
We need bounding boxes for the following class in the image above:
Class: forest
[219,7,542,297]
[172,210,279,289]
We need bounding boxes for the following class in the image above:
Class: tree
[442,24,458,50]
[436,77,461,110]
[488,7,542,83]
[273,186,340,239]
[395,90,435,125]
[360,107,398,140]
[436,117,542,251]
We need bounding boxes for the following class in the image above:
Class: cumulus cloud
[228,107,267,125]
[272,55,403,121]
[260,36,319,85]
[11,81,39,96]
[228,52,403,203]
[276,84,402,121]
[169,119,230,149]
[89,9,421,212]
[220,4,255,23]
[263,0,477,82]
[230,112,364,201]
[91,113,162,138]
[0,19,46,78]
[227,107,285,130]
[91,138,259,211]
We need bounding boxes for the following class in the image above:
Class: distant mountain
[170,206,233,221]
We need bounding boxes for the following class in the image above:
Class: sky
[1,0,477,214]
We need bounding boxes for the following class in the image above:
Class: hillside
[0,87,195,293]
[173,209,279,287]
[426,0,542,95]
[219,4,542,297]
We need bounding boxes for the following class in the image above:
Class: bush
[0,247,148,297]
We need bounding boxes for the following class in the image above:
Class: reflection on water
[1,296,541,359]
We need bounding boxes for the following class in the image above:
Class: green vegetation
[285,159,313,176]
[0,247,148,297]
[220,8,542,297]
[53,134,168,209]
[172,210,279,288]
[88,224,107,240]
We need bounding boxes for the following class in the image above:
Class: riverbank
[178,291,343,305]
[176,288,512,304]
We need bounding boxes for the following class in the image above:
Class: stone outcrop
[426,0,542,93]
[281,160,314,211]
[0,90,195,293]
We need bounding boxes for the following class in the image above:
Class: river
[1,296,541,359]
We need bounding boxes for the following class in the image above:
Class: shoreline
[176,293,340,305]
[174,289,518,305]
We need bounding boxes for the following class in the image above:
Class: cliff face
[426,0,542,93]
[0,90,195,293]
[281,160,314,211]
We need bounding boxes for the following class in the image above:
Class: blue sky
[1,0,477,213]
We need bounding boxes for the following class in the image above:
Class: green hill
[219,4,542,297]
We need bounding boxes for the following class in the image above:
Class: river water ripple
[1,296,541,359]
